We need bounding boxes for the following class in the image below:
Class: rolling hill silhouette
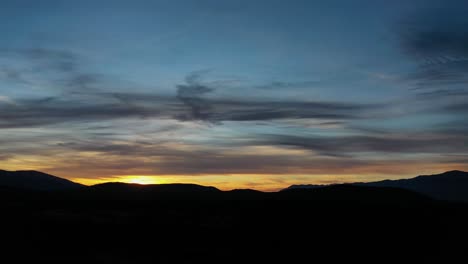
[285,170,468,202]
[91,182,220,193]
[0,170,84,191]
[1,169,468,262]
[88,182,221,200]
[1,169,468,202]
[360,170,468,202]
[279,184,432,204]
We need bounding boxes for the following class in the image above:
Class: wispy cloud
[0,64,382,128]
[255,133,467,157]
[400,7,468,88]
[176,71,215,121]
[0,95,15,105]
[255,80,319,90]
[18,48,78,73]
[0,95,181,128]
[173,73,377,123]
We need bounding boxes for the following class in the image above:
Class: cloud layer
[2,1,468,190]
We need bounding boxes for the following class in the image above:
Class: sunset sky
[1,0,468,191]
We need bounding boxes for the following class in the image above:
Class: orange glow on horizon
[70,173,392,192]
[75,175,167,186]
[4,157,468,192]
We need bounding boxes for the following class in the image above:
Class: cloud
[255,133,468,157]
[0,95,15,105]
[12,137,468,178]
[173,72,376,123]
[53,127,468,160]
[400,7,468,88]
[209,100,372,121]
[0,95,180,128]
[408,60,468,87]
[0,47,109,95]
[151,89,376,123]
[56,141,188,158]
[0,67,27,84]
[0,64,381,128]
[444,103,468,114]
[16,48,78,73]
[0,92,378,128]
[0,45,385,128]
[0,154,11,161]
[65,73,103,93]
[256,80,319,90]
[0,94,311,128]
[18,137,371,176]
[416,88,468,98]
[401,22,468,62]
[176,71,215,121]
[2,115,466,179]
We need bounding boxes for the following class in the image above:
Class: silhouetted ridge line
[0,169,84,191]
[86,182,222,200]
[284,170,468,202]
[91,182,220,192]
[360,170,468,202]
[2,169,468,202]
[279,184,432,204]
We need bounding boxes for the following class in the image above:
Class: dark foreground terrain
[1,182,468,263]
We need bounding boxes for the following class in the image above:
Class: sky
[1,0,468,191]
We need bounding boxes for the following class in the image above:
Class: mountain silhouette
[2,169,468,202]
[91,182,220,193]
[282,184,325,190]
[1,169,468,262]
[359,170,468,202]
[0,170,84,191]
[279,184,432,204]
[285,170,468,202]
[88,182,221,200]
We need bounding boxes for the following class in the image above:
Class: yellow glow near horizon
[56,163,468,191]
[71,173,371,191]
[123,176,163,185]
[75,175,168,186]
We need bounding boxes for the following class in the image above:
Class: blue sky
[1,0,468,190]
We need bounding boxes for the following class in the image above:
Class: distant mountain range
[1,169,467,202]
[0,170,84,191]
[284,170,468,202]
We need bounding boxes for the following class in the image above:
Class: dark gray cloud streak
[256,80,319,90]
[255,133,468,157]
[0,93,376,128]
[400,7,468,88]
[0,48,110,95]
[0,48,380,128]
[21,48,78,73]
[0,96,177,128]
[173,71,374,123]
[22,135,467,176]
[176,71,215,121]
[38,139,387,175]
[0,61,379,128]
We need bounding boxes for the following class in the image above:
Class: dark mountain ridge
[1,169,468,202]
[0,170,84,191]
[357,170,468,202]
[285,170,468,202]
[91,182,220,193]
[1,169,468,262]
